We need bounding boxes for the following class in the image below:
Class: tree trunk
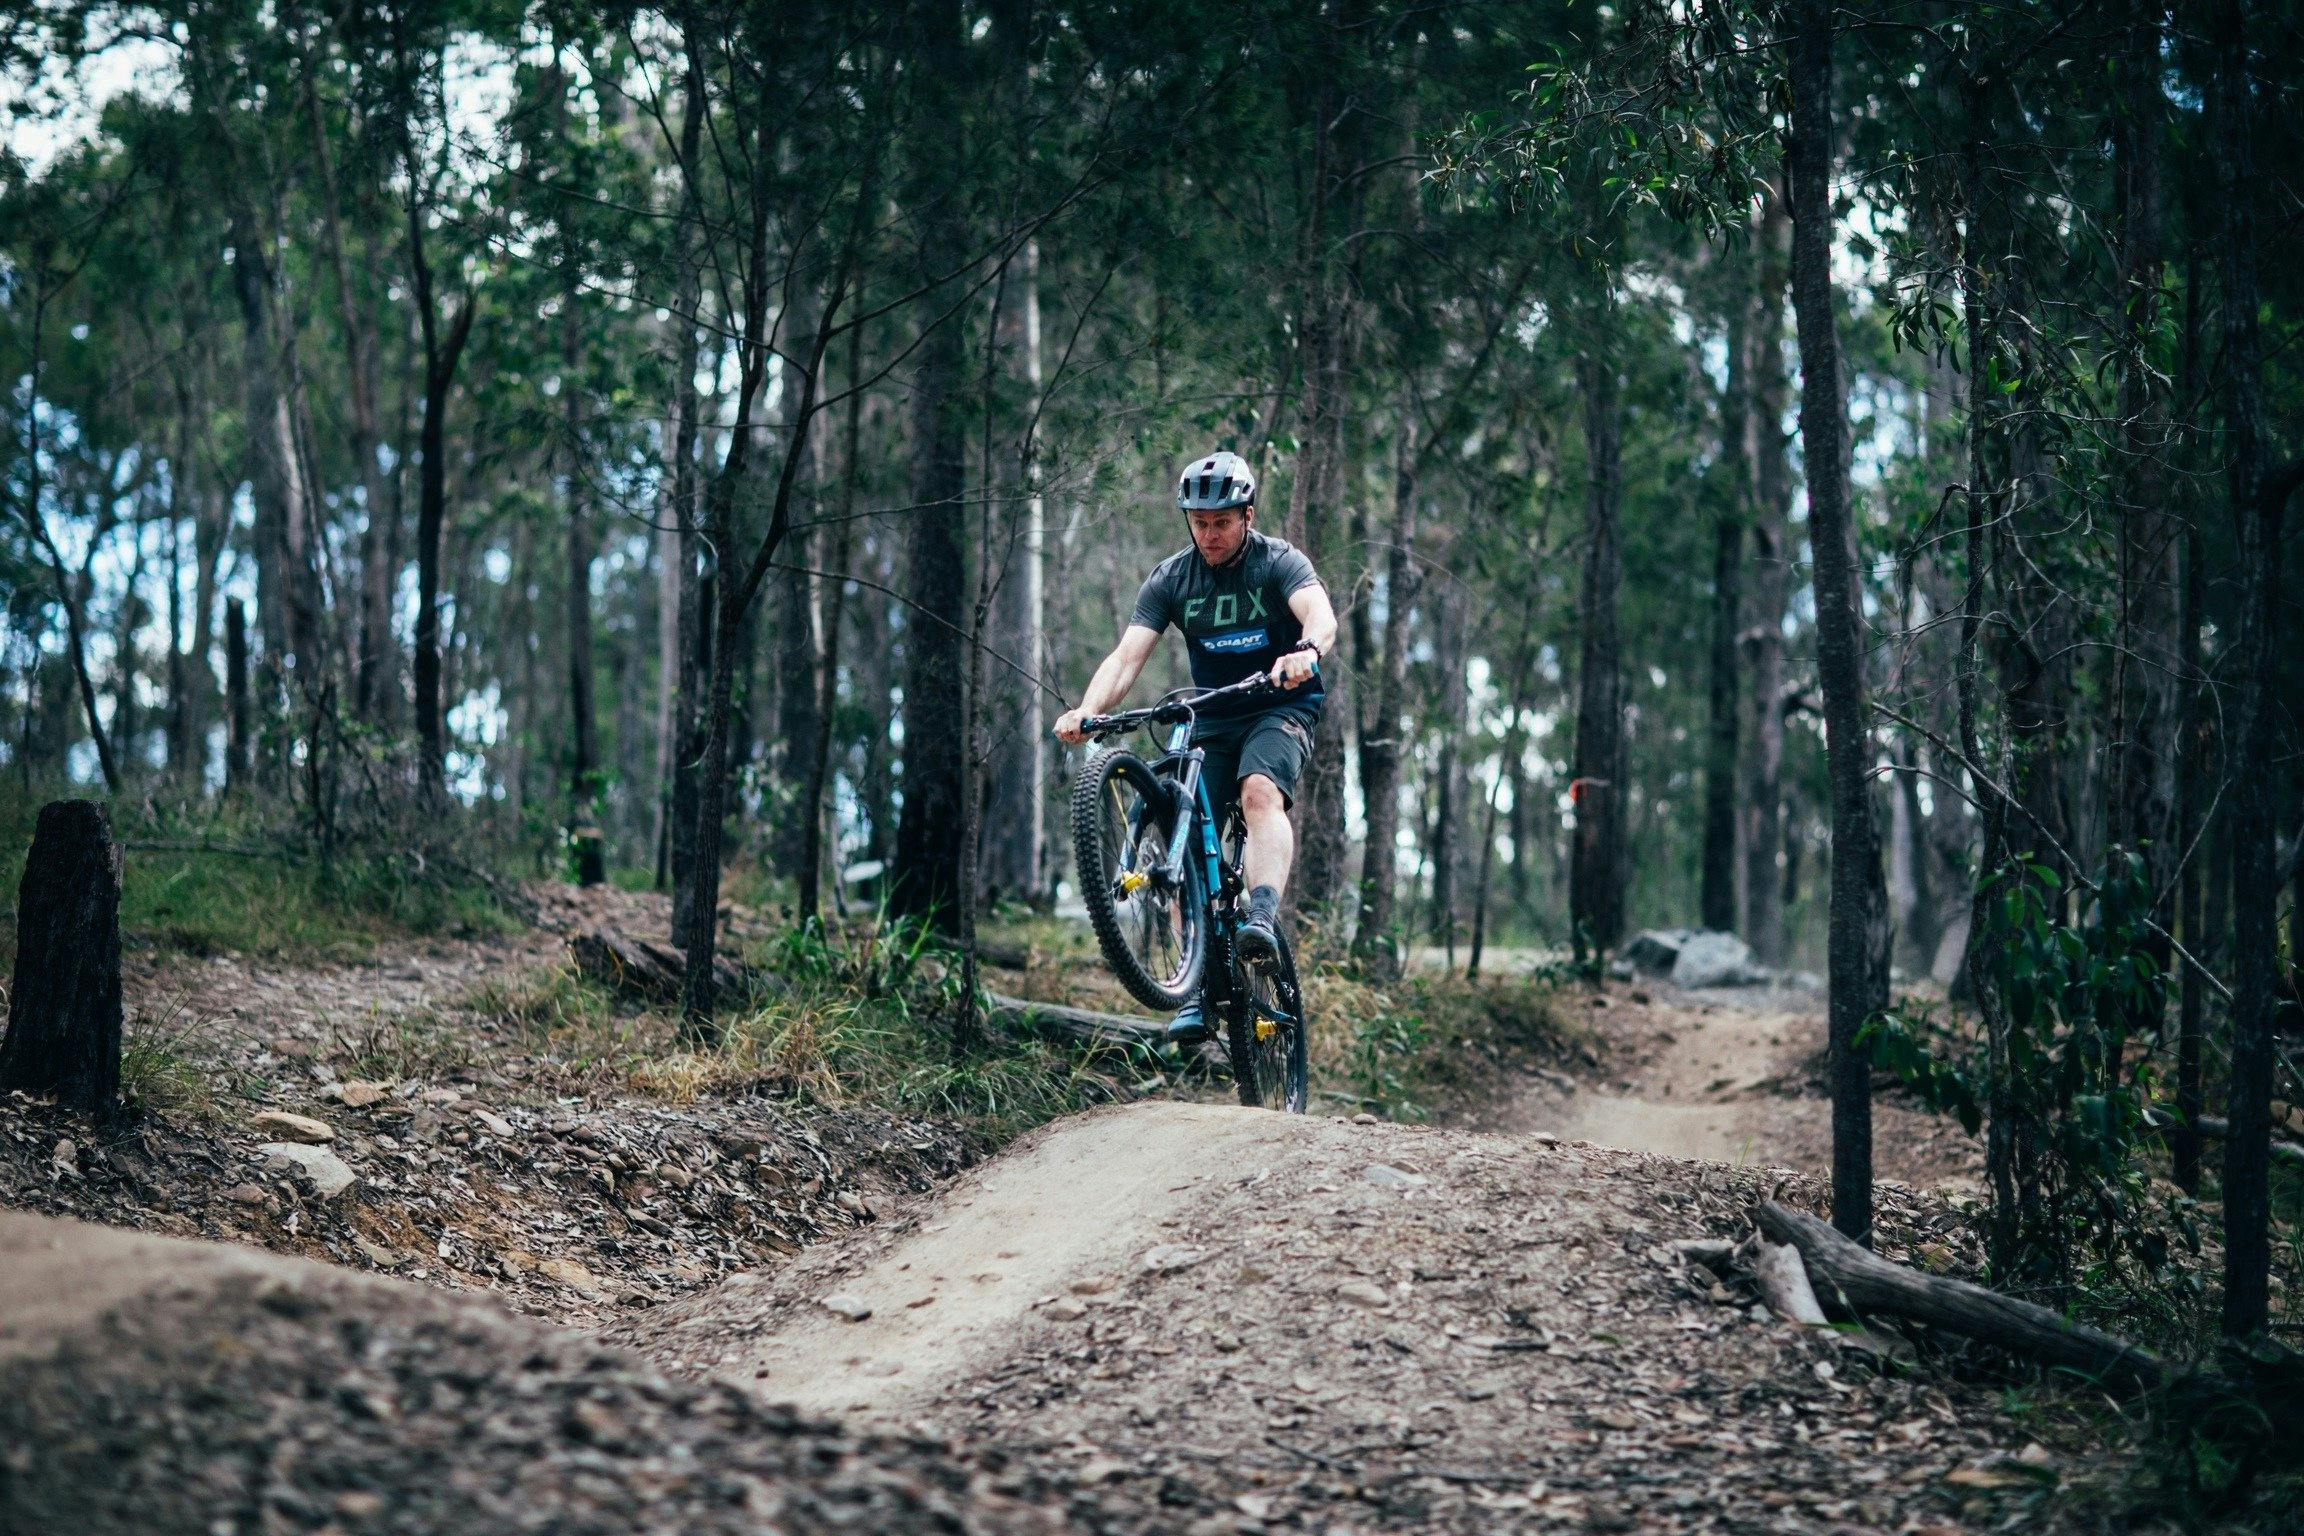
[1429,577,1470,960]
[889,0,970,934]
[657,52,706,902]
[1355,390,1423,972]
[1742,187,1792,963]
[2108,0,2175,947]
[1281,7,1367,920]
[227,209,320,710]
[0,800,123,1119]
[1786,0,1883,1242]
[2209,0,2288,1340]
[562,261,601,885]
[982,242,1048,905]
[797,403,860,926]
[406,193,475,800]
[1569,343,1626,958]
[224,600,252,791]
[2174,505,2207,1194]
[1286,303,1356,918]
[303,59,396,720]
[1702,311,1747,934]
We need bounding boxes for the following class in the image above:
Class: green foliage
[1867,852,2203,1309]
[1309,965,1575,1122]
[0,790,513,970]
[1348,1009,1434,1120]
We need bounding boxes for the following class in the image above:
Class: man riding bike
[1054,450,1339,1044]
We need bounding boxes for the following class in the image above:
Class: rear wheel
[1227,923,1307,1113]
[1071,747,1207,1011]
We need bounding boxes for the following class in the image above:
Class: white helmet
[1176,450,1255,512]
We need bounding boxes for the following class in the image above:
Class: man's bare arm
[1271,583,1339,689]
[1054,625,1161,742]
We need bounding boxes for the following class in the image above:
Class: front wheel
[1072,746,1207,1011]
[1227,924,1308,1113]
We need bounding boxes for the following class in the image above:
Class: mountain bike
[1069,673,1309,1113]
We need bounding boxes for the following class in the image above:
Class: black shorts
[1191,704,1319,821]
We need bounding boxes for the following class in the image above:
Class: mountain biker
[1054,449,1339,1044]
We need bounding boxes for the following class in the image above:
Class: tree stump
[0,800,124,1117]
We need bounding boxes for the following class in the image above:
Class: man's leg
[1236,771,1294,966]
[1239,772,1294,899]
[1234,709,1312,967]
[1167,721,1245,1045]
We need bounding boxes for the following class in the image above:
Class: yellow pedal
[1119,871,1149,894]
[1255,1019,1277,1041]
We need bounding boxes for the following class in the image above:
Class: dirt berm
[0,1210,1057,1536]
[620,1101,2054,1533]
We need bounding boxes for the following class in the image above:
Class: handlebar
[1073,650,1319,741]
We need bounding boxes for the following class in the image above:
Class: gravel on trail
[0,1210,1057,1536]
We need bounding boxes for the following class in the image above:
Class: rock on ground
[1670,931,1769,989]
[0,1211,1056,1536]
[1620,930,1692,975]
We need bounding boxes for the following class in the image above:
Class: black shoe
[1166,1005,1212,1046]
[1237,911,1281,970]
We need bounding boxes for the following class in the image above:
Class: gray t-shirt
[1130,531,1324,717]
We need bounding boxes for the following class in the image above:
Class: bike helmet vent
[1177,450,1256,512]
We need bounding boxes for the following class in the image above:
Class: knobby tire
[1071,746,1207,1011]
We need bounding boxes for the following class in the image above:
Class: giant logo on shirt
[1199,628,1269,654]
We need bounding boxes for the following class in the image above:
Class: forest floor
[0,888,2210,1534]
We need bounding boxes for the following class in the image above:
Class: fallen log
[569,926,751,1005]
[1755,1202,2165,1391]
[1750,1236,1827,1324]
[986,993,1166,1050]
[942,937,1034,970]
[2144,1107,2304,1168]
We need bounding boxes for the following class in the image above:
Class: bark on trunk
[1741,188,1792,963]
[0,800,123,1119]
[1429,578,1471,960]
[2173,229,2210,1195]
[225,600,252,791]
[1355,392,1423,971]
[657,51,707,903]
[2108,0,2175,943]
[561,260,601,884]
[406,194,476,799]
[1786,0,1884,1241]
[889,0,970,933]
[227,208,325,710]
[1286,304,1356,917]
[771,275,826,880]
[798,328,866,926]
[981,242,1048,905]
[1702,410,1746,933]
[1569,344,1626,958]
[1280,4,1367,919]
[2209,0,2289,1339]
[303,60,397,719]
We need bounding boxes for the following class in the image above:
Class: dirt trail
[622,1098,2045,1533]
[1482,983,1980,1191]
[726,1104,1303,1417]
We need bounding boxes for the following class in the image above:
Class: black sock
[1248,885,1280,923]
